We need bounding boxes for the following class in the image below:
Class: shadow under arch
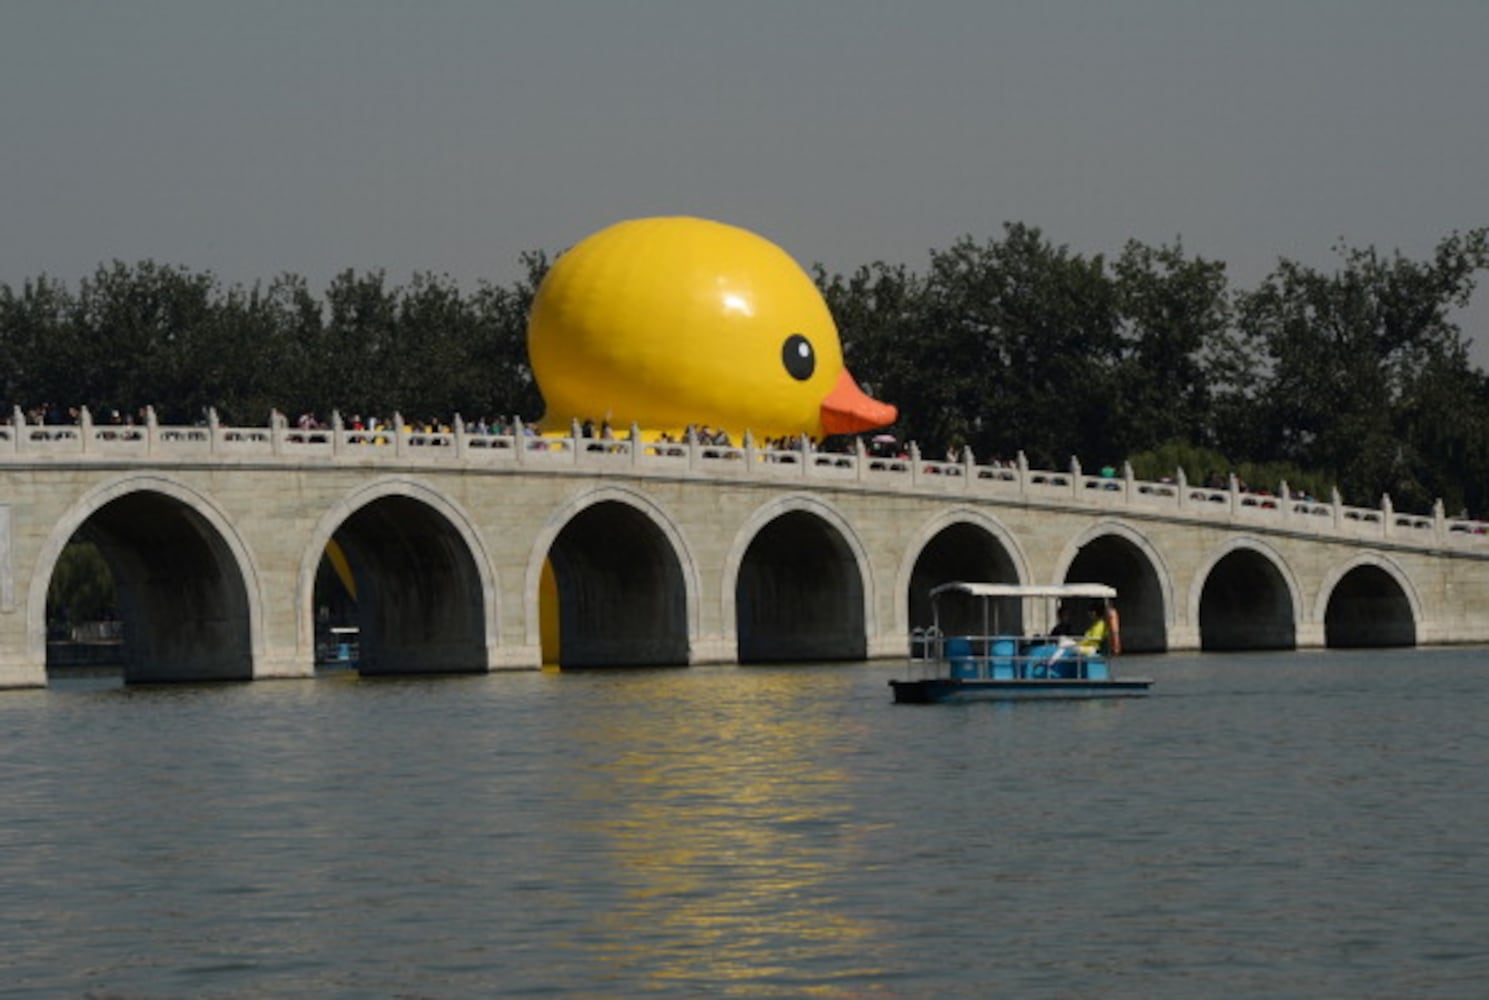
[725,495,873,663]
[526,486,696,668]
[1055,520,1173,653]
[1192,537,1301,651]
[29,474,262,683]
[1319,554,1419,648]
[900,508,1031,641]
[301,477,496,675]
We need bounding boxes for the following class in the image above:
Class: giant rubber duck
[527,216,896,440]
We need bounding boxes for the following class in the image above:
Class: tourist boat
[890,582,1152,703]
[316,625,360,668]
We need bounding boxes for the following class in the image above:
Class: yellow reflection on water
[552,668,892,994]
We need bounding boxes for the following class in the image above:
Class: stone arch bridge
[3,412,1487,688]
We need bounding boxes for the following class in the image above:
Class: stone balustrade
[3,404,1484,549]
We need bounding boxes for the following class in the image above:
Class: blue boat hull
[889,677,1152,704]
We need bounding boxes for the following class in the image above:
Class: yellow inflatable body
[527,216,896,441]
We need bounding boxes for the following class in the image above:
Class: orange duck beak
[820,369,897,436]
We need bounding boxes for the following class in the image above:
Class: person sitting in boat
[1042,606,1109,677]
[1050,603,1080,637]
[1078,606,1109,655]
[1041,604,1085,675]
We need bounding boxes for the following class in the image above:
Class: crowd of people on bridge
[14,402,133,427]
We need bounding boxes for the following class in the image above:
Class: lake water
[3,648,1488,998]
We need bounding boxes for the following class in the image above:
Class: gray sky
[5,1,1487,359]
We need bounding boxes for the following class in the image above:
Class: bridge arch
[898,508,1032,640]
[1192,536,1302,651]
[525,485,698,667]
[1055,520,1173,653]
[301,476,497,675]
[1316,553,1420,648]
[28,473,263,682]
[725,495,874,663]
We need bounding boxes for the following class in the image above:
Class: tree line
[4,225,1487,513]
[821,224,1489,514]
[0,253,551,433]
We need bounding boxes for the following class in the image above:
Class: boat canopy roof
[929,581,1118,601]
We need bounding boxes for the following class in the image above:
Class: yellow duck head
[527,216,896,441]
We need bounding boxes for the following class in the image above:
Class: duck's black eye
[782,334,815,381]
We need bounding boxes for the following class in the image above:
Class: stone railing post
[4,406,22,454]
[1433,498,1446,543]
[145,406,159,454]
[270,408,287,455]
[79,406,94,453]
[1176,467,1188,510]
[453,413,467,459]
[1016,450,1029,496]
[630,422,643,465]
[687,425,700,471]
[513,416,528,464]
[1069,456,1082,499]
[207,407,221,452]
[1331,487,1343,529]
[909,441,922,486]
[331,410,345,455]
[393,412,406,457]
[1381,493,1394,538]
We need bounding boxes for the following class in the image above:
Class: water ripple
[2,649,1488,996]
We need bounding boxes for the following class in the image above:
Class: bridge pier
[1295,622,1326,650]
[867,634,908,659]
[1165,623,1201,652]
[0,658,46,690]
[253,652,315,681]
[687,637,735,665]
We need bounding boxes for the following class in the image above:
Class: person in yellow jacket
[1078,606,1109,655]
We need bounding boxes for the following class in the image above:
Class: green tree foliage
[0,276,71,407]
[46,540,115,626]
[820,226,1488,509]
[934,224,1121,468]
[0,259,550,427]
[3,227,1487,514]
[825,225,1122,467]
[462,251,549,423]
[1235,230,1489,506]
[1110,240,1235,453]
[68,261,219,421]
[825,226,1231,469]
